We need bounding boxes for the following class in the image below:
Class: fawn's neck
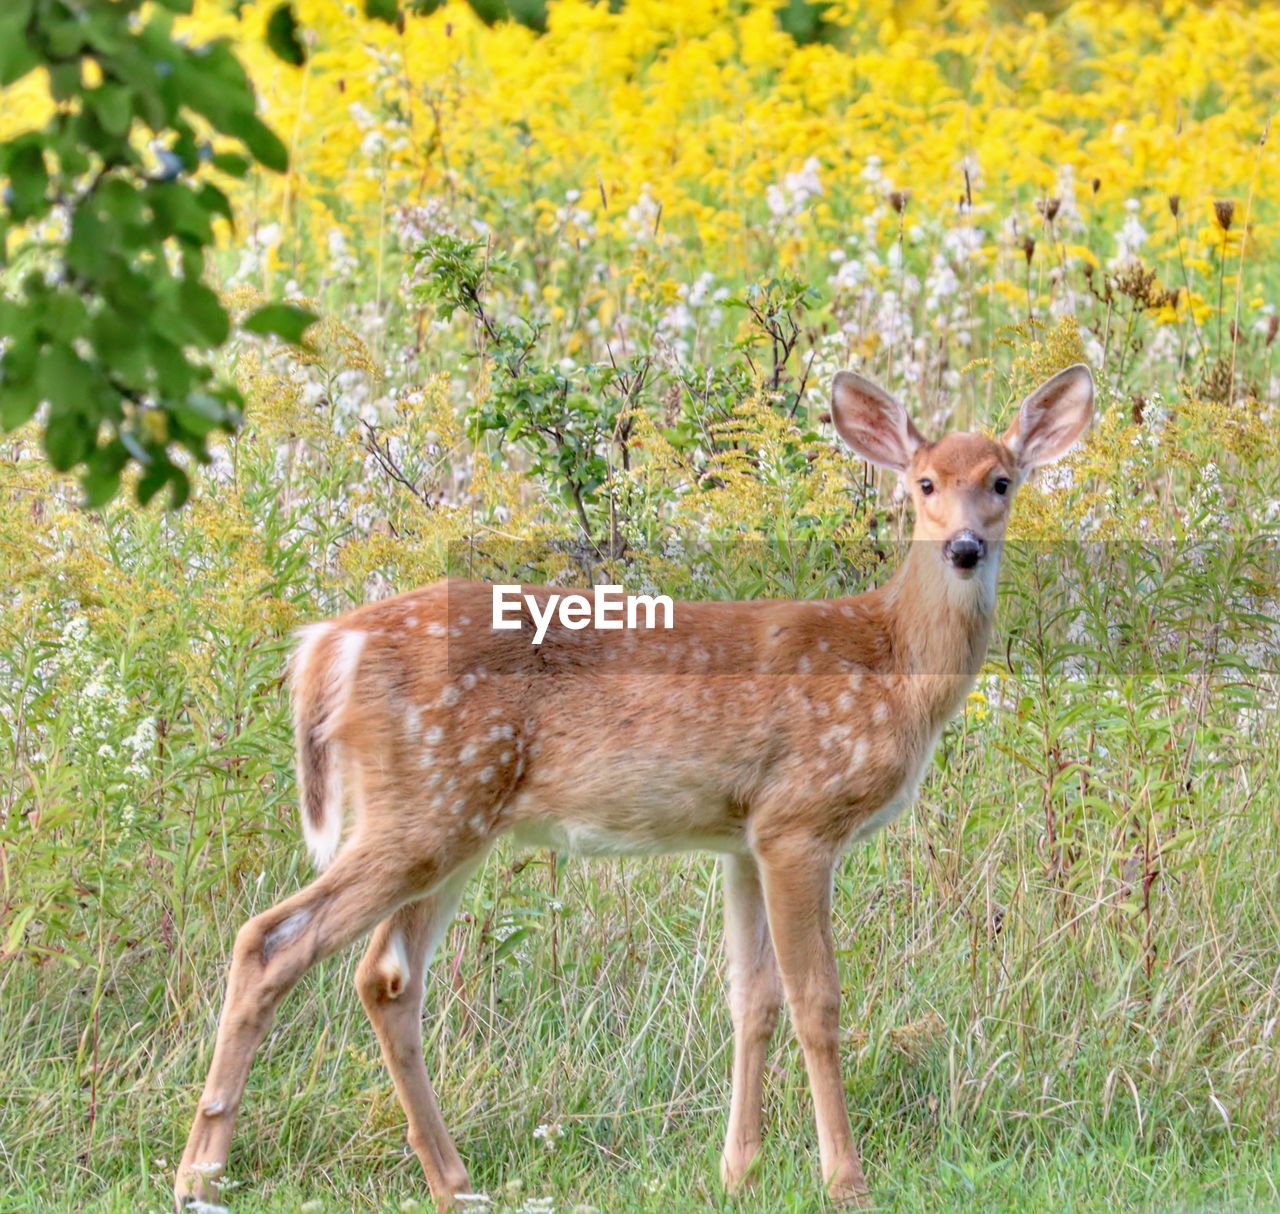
[881,540,997,692]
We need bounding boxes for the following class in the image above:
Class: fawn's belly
[510,816,748,858]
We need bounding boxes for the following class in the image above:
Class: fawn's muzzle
[943,530,986,570]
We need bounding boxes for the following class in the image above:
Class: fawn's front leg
[757,842,869,1206]
[720,852,784,1192]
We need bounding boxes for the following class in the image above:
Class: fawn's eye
[918,478,934,496]
[993,477,1010,496]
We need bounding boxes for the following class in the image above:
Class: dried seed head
[1036,196,1061,222]
[888,189,910,215]
[1267,314,1280,348]
[1214,199,1235,231]
[1021,235,1036,264]
[1167,194,1180,218]
[1091,177,1101,194]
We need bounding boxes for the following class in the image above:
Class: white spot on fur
[846,737,868,775]
[440,684,461,708]
[872,701,889,725]
[265,907,311,957]
[378,928,410,992]
[427,622,446,638]
[821,724,853,749]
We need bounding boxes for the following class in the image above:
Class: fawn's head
[830,364,1094,582]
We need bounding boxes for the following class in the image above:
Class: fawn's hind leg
[174,839,434,1209]
[356,854,489,1211]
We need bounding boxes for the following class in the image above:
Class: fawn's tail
[288,623,367,869]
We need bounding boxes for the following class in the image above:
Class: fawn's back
[293,575,977,869]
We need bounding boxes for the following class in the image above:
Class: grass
[4,5,1280,1211]
[4,709,1280,1214]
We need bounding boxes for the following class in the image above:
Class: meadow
[3,1,1280,1211]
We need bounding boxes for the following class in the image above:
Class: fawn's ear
[830,371,926,473]
[1002,364,1094,471]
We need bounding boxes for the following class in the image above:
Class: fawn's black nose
[944,530,986,570]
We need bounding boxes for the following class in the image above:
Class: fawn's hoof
[720,1145,764,1194]
[174,1161,225,1212]
[828,1166,872,1207]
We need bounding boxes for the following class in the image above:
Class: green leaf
[0,371,40,429]
[179,279,230,346]
[0,0,33,33]
[47,61,80,101]
[90,83,134,138]
[82,439,127,506]
[37,345,95,413]
[194,182,234,223]
[43,410,94,471]
[229,113,288,173]
[493,926,532,962]
[210,151,251,178]
[243,303,317,345]
[172,390,232,437]
[507,0,547,32]
[150,337,196,396]
[147,181,214,244]
[5,905,36,955]
[266,3,307,66]
[365,0,400,21]
[42,290,89,341]
[467,0,508,25]
[136,459,170,505]
[0,37,38,88]
[5,139,48,221]
[166,464,191,508]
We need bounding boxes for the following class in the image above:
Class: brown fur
[176,364,1093,1211]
